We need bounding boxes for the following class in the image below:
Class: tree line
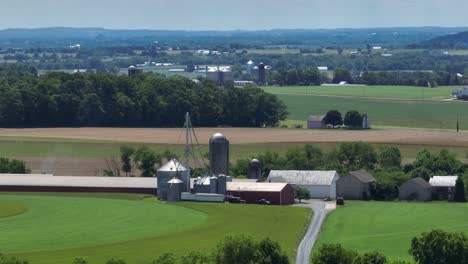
[0,64,287,128]
[313,229,468,264]
[231,142,468,201]
[0,235,289,264]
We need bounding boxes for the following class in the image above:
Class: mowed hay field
[277,93,467,130]
[0,193,310,264]
[262,85,468,130]
[263,85,456,100]
[315,202,468,261]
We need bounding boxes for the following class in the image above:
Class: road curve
[295,201,333,264]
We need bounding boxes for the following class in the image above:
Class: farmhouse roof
[348,170,376,183]
[0,175,157,189]
[429,176,458,187]
[406,177,432,189]
[267,170,338,186]
[227,182,288,192]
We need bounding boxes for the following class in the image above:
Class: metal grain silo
[217,174,227,194]
[247,159,262,179]
[166,178,183,201]
[209,133,229,176]
[157,159,188,200]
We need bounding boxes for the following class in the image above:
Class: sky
[1,0,468,30]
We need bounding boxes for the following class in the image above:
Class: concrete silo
[258,63,266,85]
[247,159,262,179]
[166,178,183,201]
[156,159,188,200]
[209,133,230,176]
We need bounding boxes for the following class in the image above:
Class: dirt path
[0,127,466,147]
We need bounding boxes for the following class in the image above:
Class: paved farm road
[295,200,336,264]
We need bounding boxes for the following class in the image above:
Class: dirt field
[17,157,106,176]
[0,127,467,147]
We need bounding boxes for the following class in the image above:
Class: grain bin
[209,176,218,193]
[209,133,229,176]
[166,178,183,201]
[157,159,188,200]
[247,159,262,179]
[217,174,227,194]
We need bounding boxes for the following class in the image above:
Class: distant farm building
[267,170,339,199]
[452,87,468,100]
[429,176,458,200]
[399,177,432,201]
[226,182,295,205]
[307,115,325,129]
[317,66,328,71]
[336,170,376,200]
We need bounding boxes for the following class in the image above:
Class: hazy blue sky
[1,0,468,30]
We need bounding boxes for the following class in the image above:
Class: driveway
[295,200,336,264]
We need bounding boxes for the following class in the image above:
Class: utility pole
[457,113,460,133]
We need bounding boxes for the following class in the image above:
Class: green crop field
[0,193,309,264]
[264,85,456,100]
[277,93,468,130]
[315,201,468,261]
[0,137,466,163]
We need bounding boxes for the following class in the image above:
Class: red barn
[226,182,295,205]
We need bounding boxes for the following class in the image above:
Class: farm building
[267,170,339,199]
[336,170,376,200]
[0,175,157,194]
[429,176,458,200]
[226,182,295,205]
[307,115,325,129]
[399,177,432,201]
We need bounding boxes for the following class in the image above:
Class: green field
[0,193,309,264]
[276,93,467,130]
[315,201,468,261]
[264,85,456,100]
[0,137,466,162]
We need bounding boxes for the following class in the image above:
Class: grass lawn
[277,94,468,130]
[264,85,456,100]
[0,193,310,264]
[315,201,468,261]
[0,137,466,162]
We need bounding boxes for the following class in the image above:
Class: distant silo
[209,133,230,176]
[166,178,183,201]
[217,174,227,194]
[157,159,188,200]
[247,159,262,179]
[128,65,141,77]
[258,63,266,85]
[246,60,254,76]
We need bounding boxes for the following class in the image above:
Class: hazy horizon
[1,0,468,30]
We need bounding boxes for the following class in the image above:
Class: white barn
[267,170,340,199]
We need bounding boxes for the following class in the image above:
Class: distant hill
[410,30,468,49]
[1,27,467,49]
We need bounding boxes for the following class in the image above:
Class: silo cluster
[156,159,188,200]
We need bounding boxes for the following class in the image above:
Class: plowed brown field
[0,127,466,147]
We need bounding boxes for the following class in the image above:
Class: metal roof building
[399,177,432,201]
[336,170,376,200]
[0,175,157,194]
[268,170,339,199]
[226,182,295,205]
[429,176,459,200]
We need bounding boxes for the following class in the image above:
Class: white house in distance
[267,170,340,199]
